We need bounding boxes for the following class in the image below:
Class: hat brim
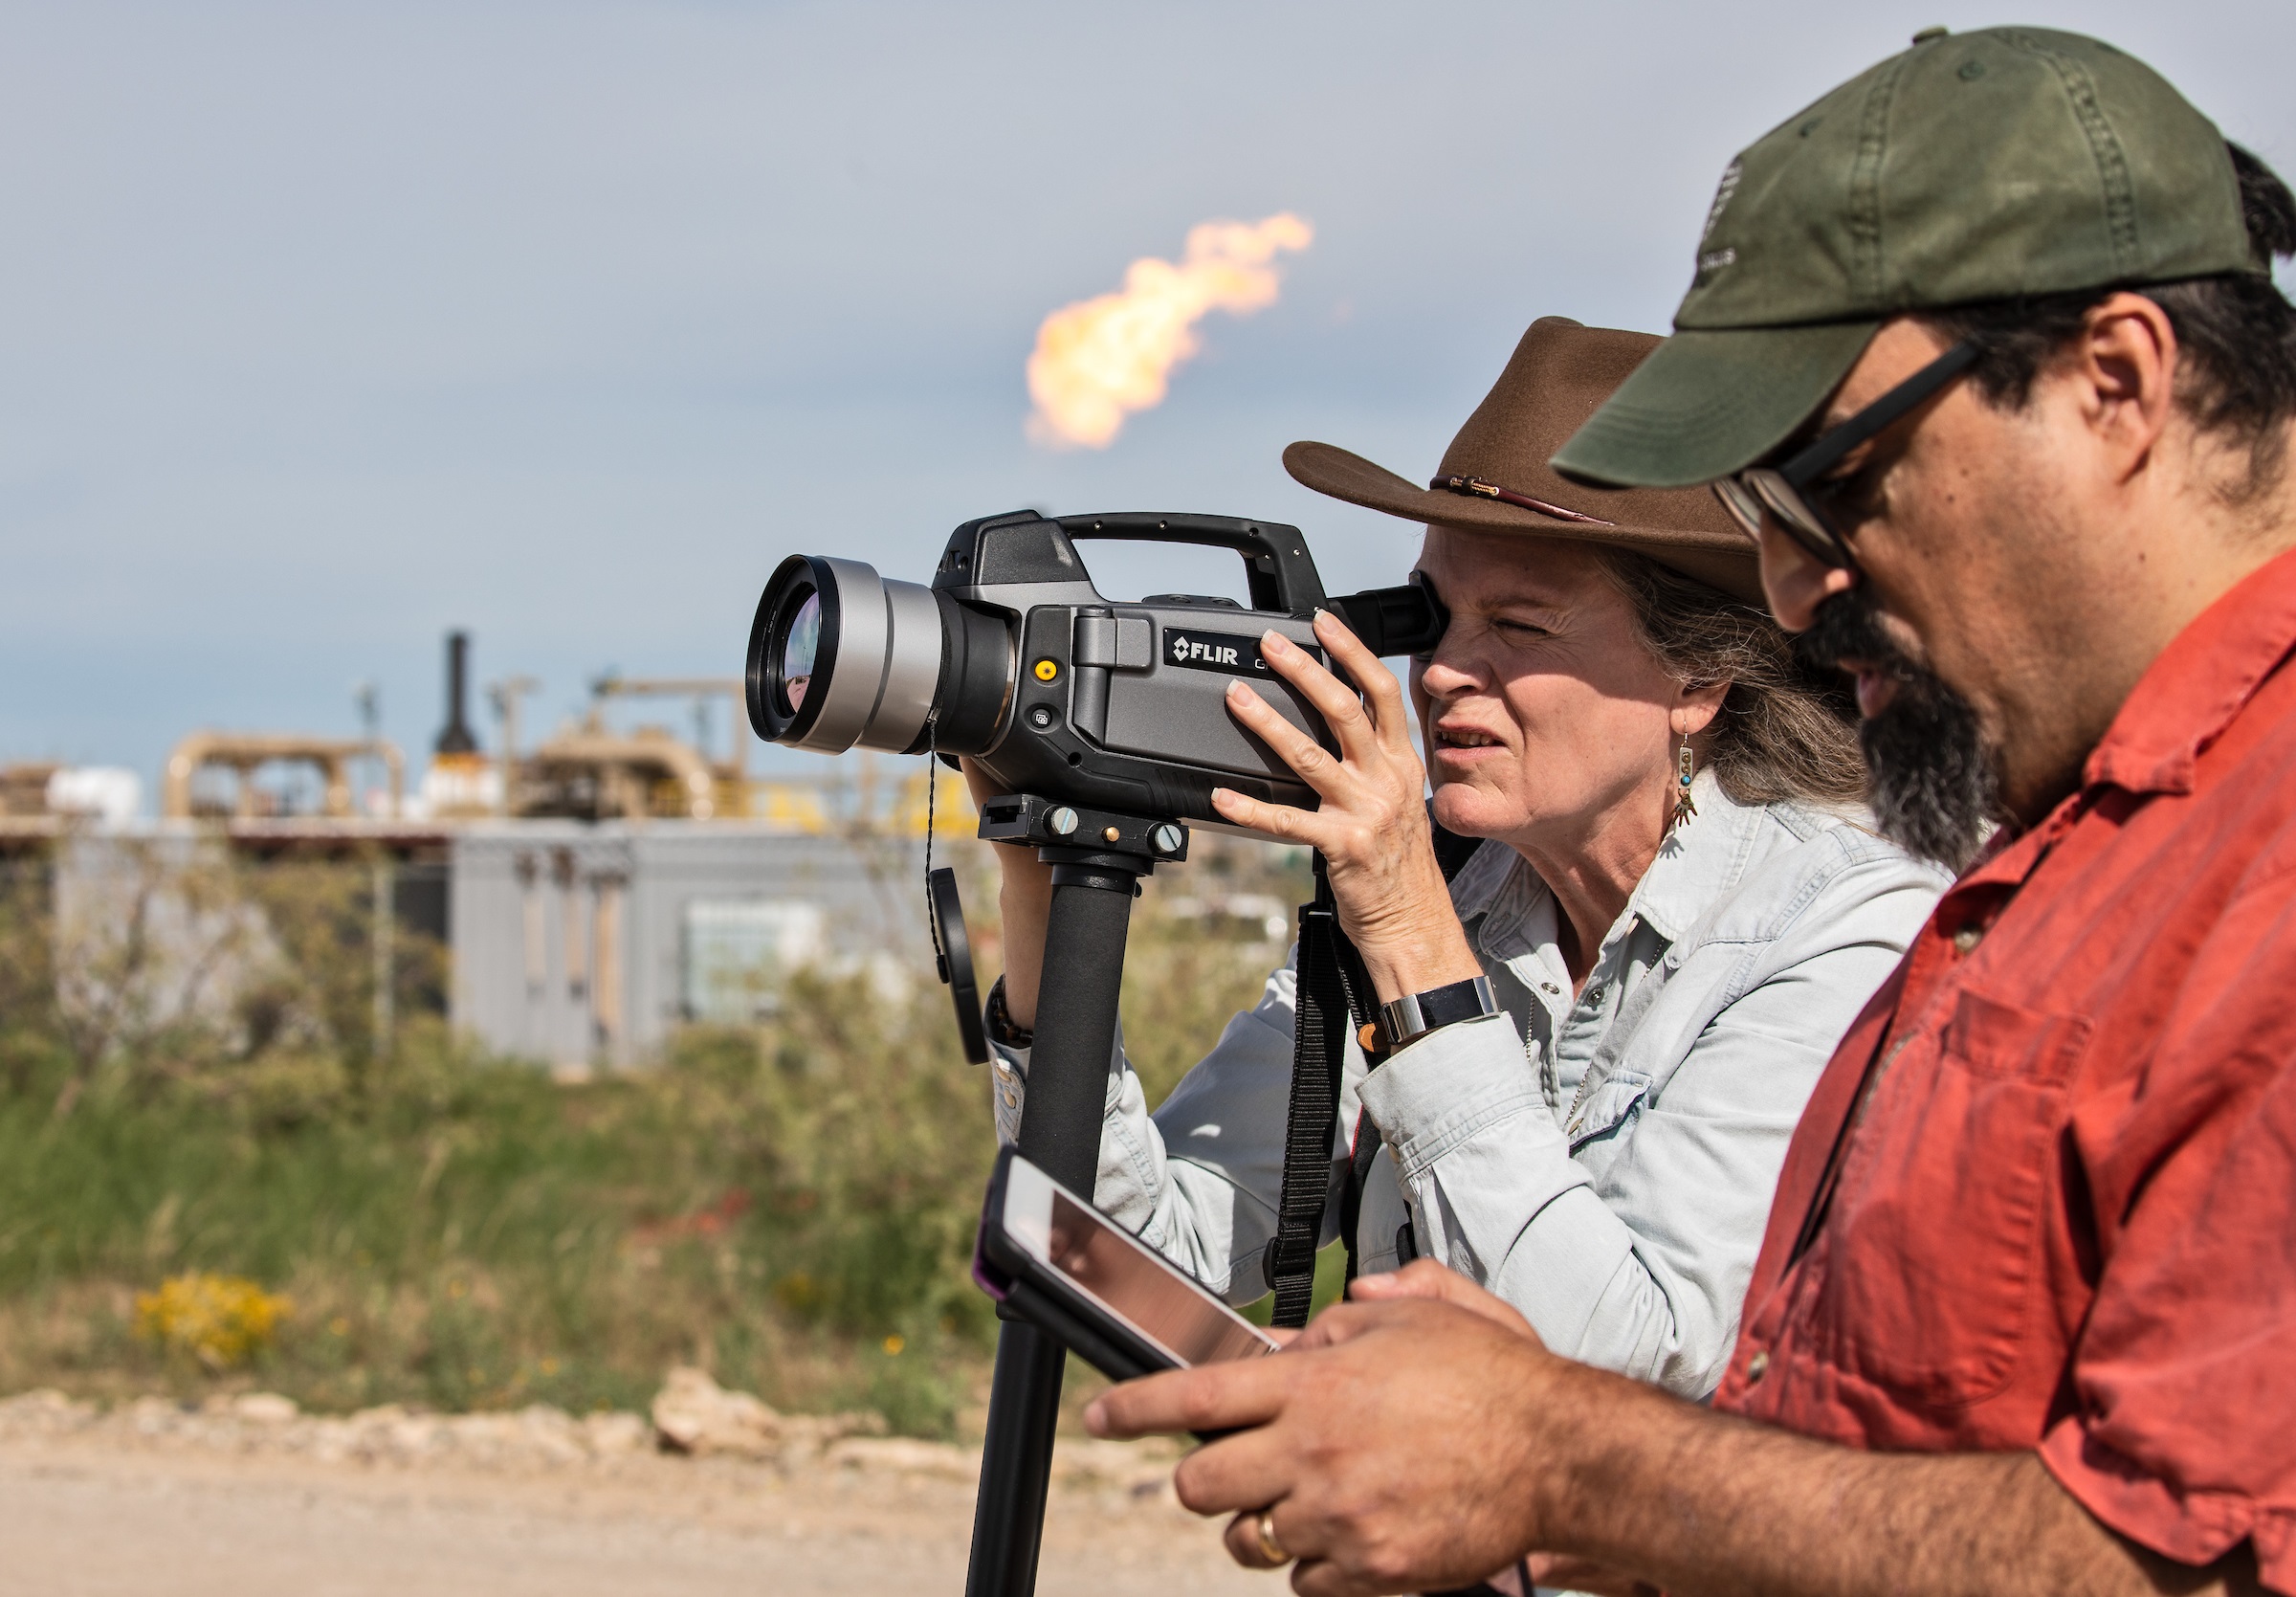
[1549,322,1881,489]
[1284,439,1769,607]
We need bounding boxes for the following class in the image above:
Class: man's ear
[2072,292,2180,484]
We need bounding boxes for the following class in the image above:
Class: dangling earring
[1670,734,1698,831]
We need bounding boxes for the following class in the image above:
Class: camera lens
[779,590,821,713]
[747,554,954,755]
[749,550,1016,758]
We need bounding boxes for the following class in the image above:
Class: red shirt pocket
[1822,986,2091,1411]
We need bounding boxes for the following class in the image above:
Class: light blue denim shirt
[987,771,1951,1398]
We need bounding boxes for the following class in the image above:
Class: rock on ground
[648,1365,883,1462]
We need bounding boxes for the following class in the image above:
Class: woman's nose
[1757,525,1860,632]
[1416,647,1481,699]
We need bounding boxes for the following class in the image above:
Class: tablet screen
[1039,1185,1276,1365]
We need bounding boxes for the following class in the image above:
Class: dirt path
[0,1430,1276,1596]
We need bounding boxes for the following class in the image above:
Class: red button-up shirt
[1715,545,2296,1589]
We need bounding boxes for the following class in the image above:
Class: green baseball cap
[1553,27,2263,489]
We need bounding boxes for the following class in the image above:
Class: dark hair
[1593,549,1866,809]
[1923,143,2296,503]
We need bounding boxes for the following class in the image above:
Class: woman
[973,318,1949,1399]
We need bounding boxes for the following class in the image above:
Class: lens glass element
[780,590,821,712]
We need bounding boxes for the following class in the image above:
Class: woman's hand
[1212,610,1482,1004]
[962,757,1051,1031]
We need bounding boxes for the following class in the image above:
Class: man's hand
[1082,1287,2260,1597]
[1086,1297,1569,1595]
[1346,1256,1536,1338]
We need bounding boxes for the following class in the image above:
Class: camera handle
[965,797,1186,1597]
[1057,511,1327,614]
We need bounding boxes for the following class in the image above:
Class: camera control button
[1027,706,1055,731]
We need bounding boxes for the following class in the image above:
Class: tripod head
[976,791,1190,880]
[926,794,1192,1072]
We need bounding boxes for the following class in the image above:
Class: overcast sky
[5,0,2293,794]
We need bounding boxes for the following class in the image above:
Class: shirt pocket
[1566,1070,1652,1153]
[1825,986,2088,1408]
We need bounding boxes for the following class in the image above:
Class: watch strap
[982,976,1034,1049]
[1380,975,1497,1050]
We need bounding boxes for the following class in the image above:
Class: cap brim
[1549,322,1880,489]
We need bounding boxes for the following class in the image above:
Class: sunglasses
[1712,340,1979,568]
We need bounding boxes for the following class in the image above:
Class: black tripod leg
[966,1320,1065,1594]
[964,865,1137,1597]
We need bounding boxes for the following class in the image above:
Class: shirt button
[1745,1349,1770,1385]
[1541,983,1561,996]
[1953,925,1984,954]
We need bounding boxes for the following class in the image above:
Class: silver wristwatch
[1379,974,1498,1051]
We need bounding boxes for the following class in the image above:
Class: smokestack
[436,631,477,757]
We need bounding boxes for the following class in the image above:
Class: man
[1085,27,2296,1597]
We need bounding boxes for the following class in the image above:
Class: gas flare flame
[1026,212,1314,449]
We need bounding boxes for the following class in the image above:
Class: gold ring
[1254,1509,1291,1565]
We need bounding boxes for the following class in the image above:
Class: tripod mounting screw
[1048,806,1080,836]
[1151,823,1184,855]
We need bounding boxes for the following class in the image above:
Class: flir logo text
[1160,627,1284,679]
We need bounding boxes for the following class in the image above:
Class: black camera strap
[1266,854,1376,1327]
[1266,814,1481,1328]
[922,721,944,968]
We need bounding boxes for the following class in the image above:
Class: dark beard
[1795,589,2001,872]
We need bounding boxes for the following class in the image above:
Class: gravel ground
[0,1390,1275,1597]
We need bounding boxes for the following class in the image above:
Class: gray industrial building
[14,816,966,1076]
[448,821,947,1071]
[7,633,989,1075]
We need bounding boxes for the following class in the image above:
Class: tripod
[962,795,1187,1597]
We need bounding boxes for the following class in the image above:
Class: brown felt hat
[1285,317,1763,605]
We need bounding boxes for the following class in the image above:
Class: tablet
[973,1145,1280,1381]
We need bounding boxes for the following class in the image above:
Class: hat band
[1428,475,1616,526]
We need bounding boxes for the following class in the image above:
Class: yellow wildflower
[135,1273,292,1370]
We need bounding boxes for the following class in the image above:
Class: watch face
[1384,977,1496,1047]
